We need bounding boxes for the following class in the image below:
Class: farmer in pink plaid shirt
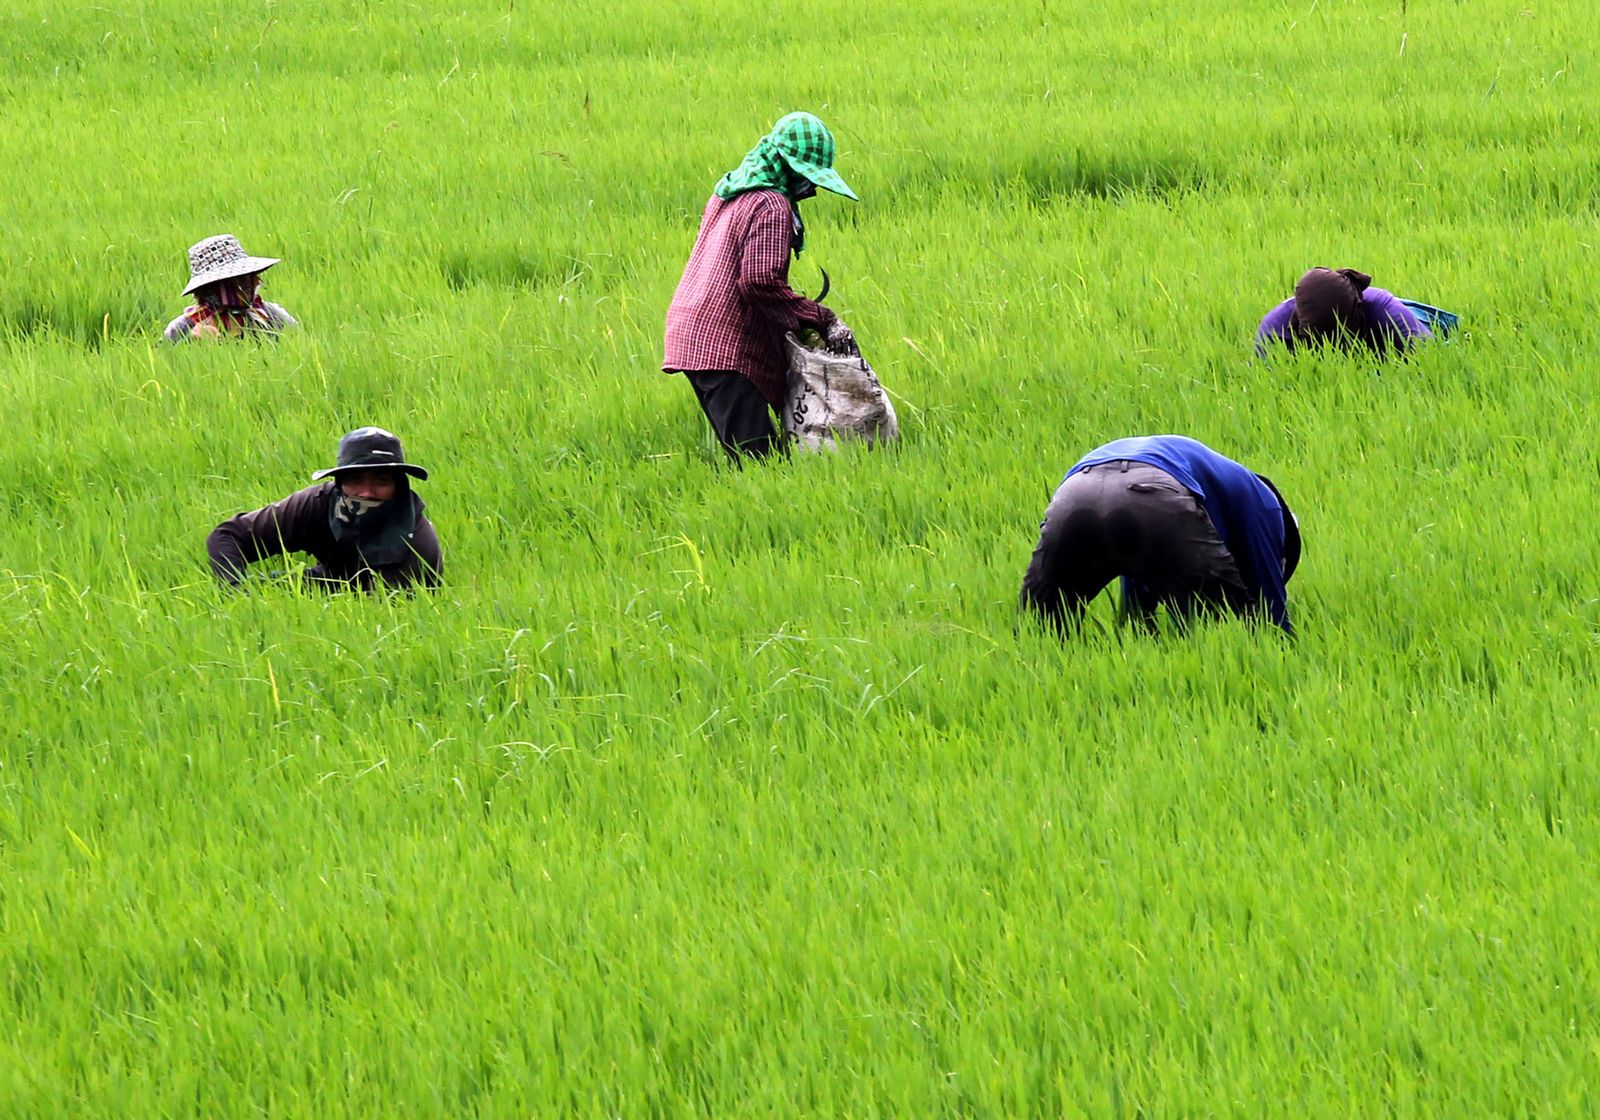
[663,112,858,461]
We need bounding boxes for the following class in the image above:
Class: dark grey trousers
[683,370,779,463]
[1020,460,1248,633]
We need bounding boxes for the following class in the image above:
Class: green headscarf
[714,136,814,202]
[714,112,859,203]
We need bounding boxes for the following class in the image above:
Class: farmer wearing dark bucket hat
[164,234,298,343]
[206,427,442,591]
[1255,267,1430,357]
[663,111,859,462]
[1020,435,1301,637]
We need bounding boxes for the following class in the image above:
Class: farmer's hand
[824,318,859,357]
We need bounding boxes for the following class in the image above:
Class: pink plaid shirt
[662,190,830,406]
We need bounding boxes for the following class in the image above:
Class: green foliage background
[1,0,1597,1114]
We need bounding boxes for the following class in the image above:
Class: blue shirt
[1067,435,1293,633]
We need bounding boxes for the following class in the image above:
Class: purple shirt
[1255,287,1430,356]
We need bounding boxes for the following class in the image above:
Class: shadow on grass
[1012,153,1211,203]
[0,296,163,349]
[439,248,586,292]
[903,151,1213,206]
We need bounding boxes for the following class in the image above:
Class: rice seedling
[1,0,1597,1114]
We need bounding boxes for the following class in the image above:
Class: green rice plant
[1,0,1598,1115]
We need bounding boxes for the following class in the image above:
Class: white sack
[782,330,899,452]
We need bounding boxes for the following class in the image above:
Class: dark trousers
[1020,461,1250,634]
[683,370,780,463]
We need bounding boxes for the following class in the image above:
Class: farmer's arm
[163,315,194,344]
[206,488,322,587]
[1254,298,1294,357]
[1253,546,1293,637]
[1231,501,1294,637]
[735,197,832,330]
[1117,577,1162,633]
[1369,291,1430,345]
[264,302,299,331]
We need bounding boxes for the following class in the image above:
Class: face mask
[330,492,386,536]
[328,489,417,565]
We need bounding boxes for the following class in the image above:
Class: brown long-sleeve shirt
[206,483,442,591]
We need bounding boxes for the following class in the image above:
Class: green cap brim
[790,160,858,201]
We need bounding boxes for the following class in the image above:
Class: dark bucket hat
[312,427,429,482]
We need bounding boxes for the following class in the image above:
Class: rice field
[2,0,1598,1114]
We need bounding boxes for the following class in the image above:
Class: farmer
[164,234,298,343]
[206,427,442,591]
[1020,435,1300,636]
[663,111,857,461]
[1256,267,1429,357]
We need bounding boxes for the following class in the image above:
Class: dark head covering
[312,427,429,482]
[1288,267,1372,347]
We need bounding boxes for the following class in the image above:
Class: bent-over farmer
[165,234,298,343]
[1256,267,1429,357]
[207,427,442,591]
[1021,435,1301,636]
[663,111,858,461]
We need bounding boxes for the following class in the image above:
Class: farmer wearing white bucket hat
[164,234,298,343]
[663,111,858,462]
[206,427,442,592]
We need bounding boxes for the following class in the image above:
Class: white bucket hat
[182,234,280,295]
